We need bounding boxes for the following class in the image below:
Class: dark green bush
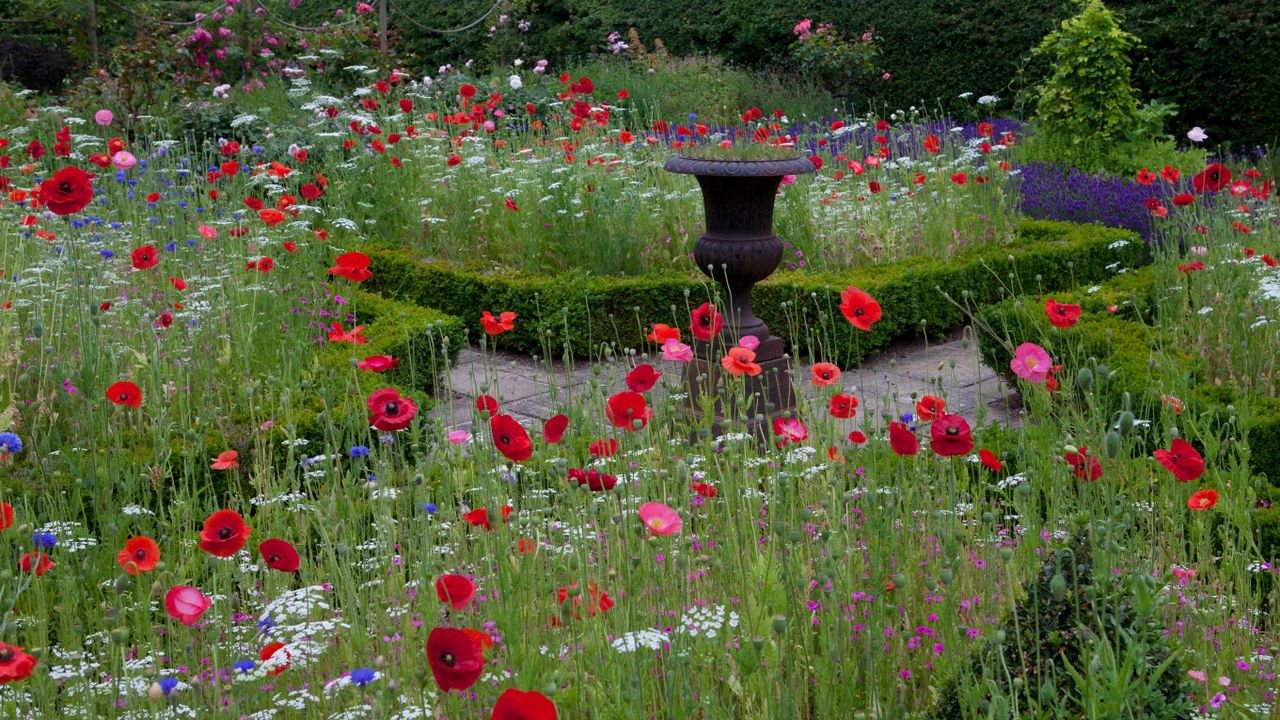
[365,220,1142,365]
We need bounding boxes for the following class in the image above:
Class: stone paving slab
[432,328,1021,433]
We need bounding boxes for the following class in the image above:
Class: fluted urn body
[664,155,816,440]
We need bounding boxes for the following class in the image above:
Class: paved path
[431,328,1020,433]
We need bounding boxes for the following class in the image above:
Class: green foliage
[932,531,1192,718]
[366,220,1142,364]
[786,20,880,101]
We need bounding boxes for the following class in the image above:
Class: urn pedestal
[663,156,816,441]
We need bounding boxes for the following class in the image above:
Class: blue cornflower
[100,249,115,259]
[349,445,369,458]
[422,502,437,515]
[164,242,176,252]
[688,113,697,121]
[900,412,915,424]
[257,616,276,635]
[233,659,256,674]
[350,667,376,686]
[32,533,56,550]
[157,677,178,695]
[187,238,198,246]
[0,432,23,454]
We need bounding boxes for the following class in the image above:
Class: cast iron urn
[664,155,816,440]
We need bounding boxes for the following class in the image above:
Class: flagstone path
[430,327,1021,433]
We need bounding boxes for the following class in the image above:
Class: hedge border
[974,271,1280,537]
[365,219,1144,366]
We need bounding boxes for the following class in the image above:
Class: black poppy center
[946,426,959,436]
[498,434,511,445]
[268,554,280,563]
[218,527,234,540]
[118,393,130,401]
[854,308,865,317]
[0,648,11,662]
[135,549,148,560]
[59,181,72,193]
[440,651,455,667]
[384,401,400,416]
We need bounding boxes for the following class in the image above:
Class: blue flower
[0,432,23,454]
[164,242,176,252]
[350,667,376,686]
[100,249,114,259]
[157,677,179,695]
[899,412,915,424]
[422,502,437,515]
[233,659,256,674]
[349,445,369,458]
[257,616,276,635]
[32,532,56,550]
[688,113,697,121]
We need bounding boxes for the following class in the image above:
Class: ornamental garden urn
[663,155,816,440]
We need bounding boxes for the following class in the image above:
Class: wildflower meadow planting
[0,0,1277,717]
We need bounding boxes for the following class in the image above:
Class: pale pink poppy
[94,109,113,126]
[738,335,760,351]
[112,151,137,170]
[662,338,693,363]
[197,225,218,239]
[638,502,682,537]
[447,430,471,444]
[1010,342,1051,383]
[780,174,797,186]
[164,586,212,626]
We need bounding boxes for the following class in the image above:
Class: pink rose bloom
[165,586,212,626]
[112,151,137,170]
[738,335,760,351]
[638,502,682,537]
[662,338,693,363]
[793,18,812,40]
[1010,342,1051,383]
[94,109,113,126]
[356,2,374,14]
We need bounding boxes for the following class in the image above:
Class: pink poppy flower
[738,335,760,351]
[1010,342,1052,383]
[638,502,682,537]
[164,586,212,626]
[662,338,693,363]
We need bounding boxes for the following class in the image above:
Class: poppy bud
[543,682,559,697]
[1117,412,1135,437]
[114,574,131,594]
[1049,573,1067,599]
[891,573,906,587]
[1075,367,1093,391]
[111,627,130,643]
[1015,483,1032,499]
[1062,444,1079,456]
[939,568,954,585]
[999,547,1014,562]
[1168,425,1180,438]
[995,630,1007,643]
[771,615,788,634]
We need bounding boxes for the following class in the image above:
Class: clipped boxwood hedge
[365,220,1143,365]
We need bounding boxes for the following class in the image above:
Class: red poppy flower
[435,574,476,610]
[367,388,418,431]
[929,414,973,456]
[1187,489,1218,510]
[459,84,477,99]
[888,422,918,456]
[811,362,841,387]
[481,311,517,335]
[606,391,652,431]
[647,324,680,344]
[427,627,484,692]
[625,364,661,393]
[475,395,499,416]
[492,688,557,720]
[568,468,617,491]
[1154,437,1205,482]
[131,246,159,270]
[542,414,568,443]
[260,642,291,675]
[829,394,858,419]
[772,417,808,445]
[199,509,252,557]
[259,208,287,227]
[258,538,300,573]
[1134,169,1157,185]
[1160,165,1180,183]
[328,322,367,344]
[0,503,12,531]
[979,448,1002,472]
[117,536,160,575]
[0,643,36,684]
[1171,193,1195,207]
[38,166,93,215]
[690,303,722,341]
[848,430,868,444]
[1064,447,1102,481]
[107,380,142,408]
[915,395,946,421]
[690,482,717,498]
[463,508,493,531]
[490,414,532,462]
[356,355,399,373]
[18,552,52,577]
[1192,163,1231,194]
[555,581,614,620]
[1043,298,1082,328]
[839,287,882,332]
[923,134,941,154]
[328,251,372,282]
[589,438,618,457]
